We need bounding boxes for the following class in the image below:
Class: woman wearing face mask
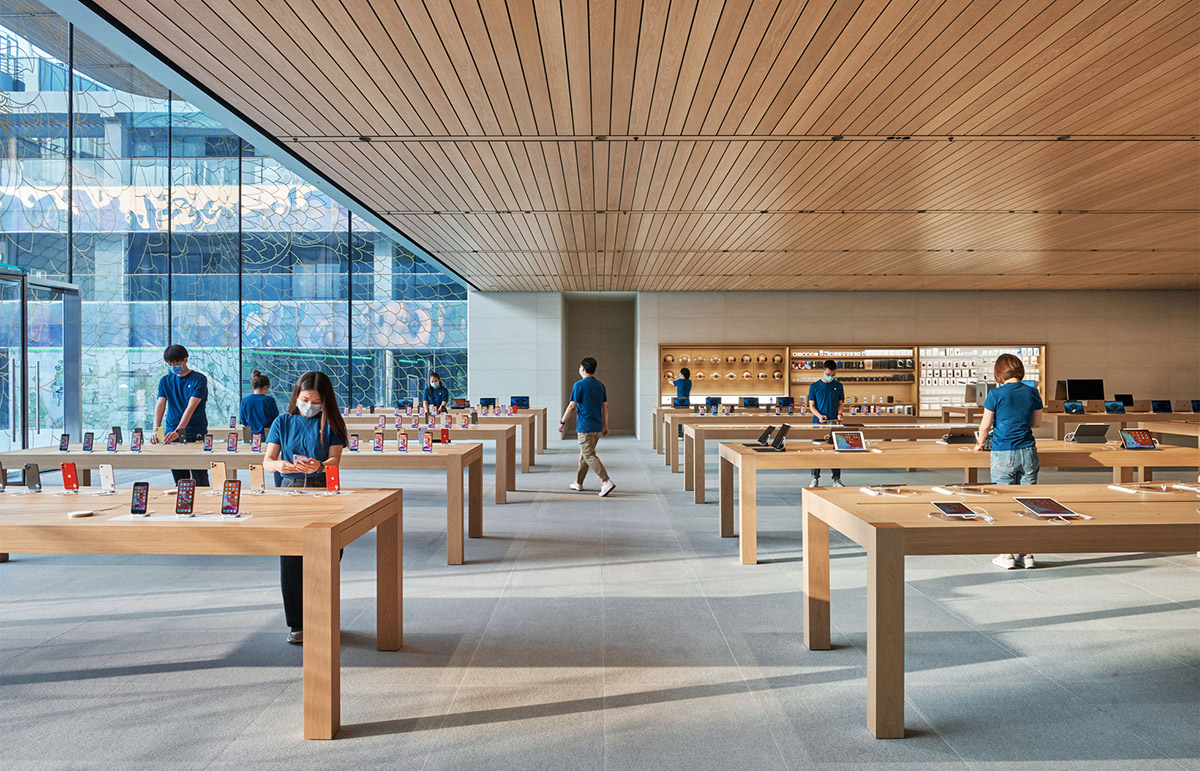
[262,371,348,644]
[423,371,450,413]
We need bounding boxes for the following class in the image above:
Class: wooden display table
[651,407,697,452]
[684,424,976,503]
[664,412,931,474]
[1137,420,1200,440]
[368,406,549,456]
[718,439,1200,565]
[0,487,404,740]
[348,410,536,474]
[0,443,484,566]
[801,484,1200,739]
[1044,411,1190,441]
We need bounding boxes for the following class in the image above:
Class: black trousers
[171,435,210,486]
[278,474,341,630]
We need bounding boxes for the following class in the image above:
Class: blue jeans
[990,446,1039,485]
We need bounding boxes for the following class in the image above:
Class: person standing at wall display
[239,370,280,438]
[807,359,845,488]
[262,371,347,644]
[673,367,693,401]
[976,353,1043,570]
[152,344,210,487]
[561,357,616,497]
[423,372,450,413]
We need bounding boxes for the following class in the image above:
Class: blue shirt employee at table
[423,372,450,413]
[262,370,348,644]
[239,369,280,438]
[152,344,210,486]
[806,358,845,488]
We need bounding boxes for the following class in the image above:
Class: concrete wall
[635,290,1200,438]
[466,292,565,412]
[564,296,637,435]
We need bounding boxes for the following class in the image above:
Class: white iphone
[98,463,116,493]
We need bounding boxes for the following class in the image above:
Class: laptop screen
[1151,400,1171,413]
[1104,401,1125,414]
[1064,401,1085,414]
[672,397,689,408]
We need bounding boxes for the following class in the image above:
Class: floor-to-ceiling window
[0,0,466,439]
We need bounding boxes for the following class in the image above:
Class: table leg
[494,438,509,505]
[0,553,8,563]
[867,524,905,739]
[468,457,483,540]
[694,437,707,504]
[803,507,830,650]
[537,411,546,454]
[376,502,403,651]
[506,433,517,491]
[653,414,661,452]
[79,467,92,486]
[1115,465,1133,484]
[739,464,757,565]
[666,421,676,468]
[1142,466,1154,482]
[447,459,465,565]
[964,467,978,484]
[684,432,695,491]
[521,423,532,473]
[303,527,340,740]
[1055,419,1067,441]
[719,456,735,537]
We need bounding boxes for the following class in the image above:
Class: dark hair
[580,357,597,374]
[994,354,1025,383]
[823,359,837,371]
[286,371,347,446]
[250,369,269,390]
[430,371,441,381]
[164,344,188,363]
[680,367,691,379]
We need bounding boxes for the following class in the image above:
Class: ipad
[831,431,867,452]
[1151,400,1171,414]
[932,501,975,518]
[777,397,794,408]
[1118,429,1157,449]
[705,396,722,407]
[672,397,690,408]
[510,396,530,409]
[1014,497,1084,519]
[743,426,775,447]
[1104,401,1125,414]
[1063,401,1085,414]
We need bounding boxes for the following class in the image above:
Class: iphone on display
[175,479,196,516]
[130,481,150,515]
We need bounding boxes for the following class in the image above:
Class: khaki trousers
[576,431,609,484]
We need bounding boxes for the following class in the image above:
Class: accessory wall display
[664,354,674,363]
[658,345,789,400]
[757,354,768,363]
[741,354,752,364]
[695,372,706,380]
[918,345,1046,416]
[710,355,721,363]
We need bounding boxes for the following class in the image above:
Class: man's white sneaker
[1019,554,1037,569]
[569,482,584,491]
[992,554,1018,570]
[806,478,820,488]
[831,479,845,488]
[599,480,616,497]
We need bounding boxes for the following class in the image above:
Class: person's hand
[292,456,321,474]
[164,431,179,444]
[973,443,987,452]
[816,414,826,423]
[558,422,566,434]
[602,426,609,437]
[279,460,299,474]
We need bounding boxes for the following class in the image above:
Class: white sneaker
[831,479,845,488]
[599,480,616,497]
[569,482,583,491]
[1020,554,1036,569]
[806,478,820,488]
[992,554,1018,570]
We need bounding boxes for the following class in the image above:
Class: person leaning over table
[150,344,210,487]
[807,359,845,488]
[975,352,1043,571]
[261,370,348,645]
[423,371,451,413]
[239,369,280,440]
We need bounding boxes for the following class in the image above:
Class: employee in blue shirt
[262,370,347,645]
[151,344,210,486]
[239,369,280,439]
[560,356,615,497]
[423,372,450,413]
[807,359,845,488]
[976,353,1043,570]
[673,367,693,401]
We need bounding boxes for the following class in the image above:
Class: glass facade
[0,0,466,446]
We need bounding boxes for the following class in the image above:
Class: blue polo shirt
[984,382,1043,451]
[807,379,844,424]
[570,377,607,434]
[673,378,692,399]
[266,413,345,480]
[157,370,208,438]
[239,393,280,436]
[423,384,450,409]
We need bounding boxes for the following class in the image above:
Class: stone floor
[1,435,1197,770]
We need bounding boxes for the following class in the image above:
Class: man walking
[560,356,616,497]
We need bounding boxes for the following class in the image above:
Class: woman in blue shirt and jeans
[975,353,1043,570]
[263,371,348,643]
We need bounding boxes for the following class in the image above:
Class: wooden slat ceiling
[97,0,1199,291]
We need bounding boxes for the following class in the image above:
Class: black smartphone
[175,479,196,516]
[349,433,360,451]
[756,426,775,445]
[130,481,150,515]
[82,431,94,452]
[111,426,122,444]
[23,463,41,491]
[58,433,70,451]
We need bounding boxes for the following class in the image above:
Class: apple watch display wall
[659,345,789,403]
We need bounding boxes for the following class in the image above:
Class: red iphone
[60,462,79,491]
[440,428,450,444]
[325,465,340,493]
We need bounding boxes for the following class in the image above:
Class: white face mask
[296,400,321,418]
[430,381,440,389]
[822,374,835,383]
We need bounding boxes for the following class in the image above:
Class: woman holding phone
[975,353,1043,570]
[262,371,348,644]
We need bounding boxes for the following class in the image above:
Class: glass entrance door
[0,276,22,453]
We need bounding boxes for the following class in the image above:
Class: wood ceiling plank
[560,0,593,134]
